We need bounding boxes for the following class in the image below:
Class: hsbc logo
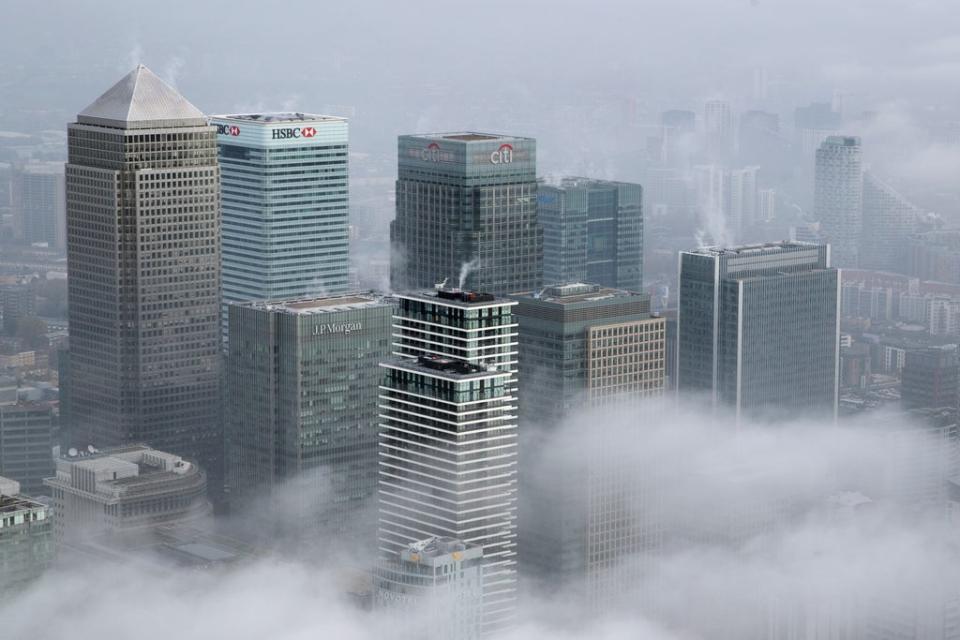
[216,124,240,136]
[272,126,317,140]
[490,143,514,164]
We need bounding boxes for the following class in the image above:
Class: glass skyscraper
[379,289,519,635]
[224,294,391,547]
[211,113,350,326]
[677,242,840,420]
[390,133,541,295]
[65,66,222,473]
[814,136,862,269]
[538,178,643,291]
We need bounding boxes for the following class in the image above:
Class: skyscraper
[901,346,960,413]
[677,242,840,419]
[814,136,862,268]
[728,166,759,241]
[12,162,66,251]
[0,399,54,496]
[390,133,541,295]
[211,113,350,327]
[860,171,919,273]
[704,100,733,164]
[65,66,221,474]
[224,294,391,545]
[538,178,643,291]
[512,284,665,607]
[379,288,519,634]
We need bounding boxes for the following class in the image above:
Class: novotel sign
[312,322,362,336]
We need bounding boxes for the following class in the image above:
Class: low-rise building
[44,445,210,542]
[0,477,55,596]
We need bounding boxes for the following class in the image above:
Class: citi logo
[420,142,441,162]
[271,126,317,140]
[490,143,514,164]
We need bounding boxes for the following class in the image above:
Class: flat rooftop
[401,289,516,308]
[0,494,45,515]
[213,112,346,124]
[383,355,506,380]
[514,283,647,305]
[686,240,822,258]
[405,131,533,143]
[244,294,384,315]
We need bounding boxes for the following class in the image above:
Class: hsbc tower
[391,132,542,295]
[212,113,351,333]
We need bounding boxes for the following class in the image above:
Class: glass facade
[379,291,519,635]
[66,68,222,478]
[224,295,391,548]
[213,114,350,334]
[391,133,542,295]
[538,178,643,291]
[677,242,840,419]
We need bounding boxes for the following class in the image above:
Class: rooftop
[77,65,205,128]
[405,131,532,143]
[383,355,505,380]
[400,288,515,309]
[685,240,823,258]
[0,494,46,516]
[213,112,346,124]
[243,294,384,315]
[515,283,647,305]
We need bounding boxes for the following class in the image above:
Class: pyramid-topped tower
[77,64,206,128]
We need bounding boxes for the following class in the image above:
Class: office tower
[211,113,350,327]
[794,103,842,156]
[376,537,484,640]
[379,289,518,634]
[539,178,643,291]
[907,230,960,285]
[512,284,665,607]
[0,280,36,334]
[677,242,840,419]
[758,188,776,223]
[12,162,66,251]
[0,400,53,496]
[44,445,210,542]
[514,283,664,425]
[0,477,55,596]
[860,172,919,273]
[814,136,862,268]
[692,164,729,243]
[703,100,733,163]
[658,110,696,169]
[738,110,780,167]
[901,346,960,412]
[224,294,391,544]
[65,66,221,475]
[728,166,759,241]
[661,110,696,131]
[390,133,541,295]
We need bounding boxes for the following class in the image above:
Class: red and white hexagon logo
[229,125,240,136]
[301,127,317,138]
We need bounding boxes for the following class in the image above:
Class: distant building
[224,294,392,547]
[0,477,55,597]
[907,230,960,285]
[860,172,919,273]
[211,113,351,334]
[65,66,222,477]
[538,178,643,291]
[12,162,66,251]
[44,445,211,542]
[0,280,36,334]
[0,400,54,496]
[677,242,840,419]
[814,136,862,268]
[704,100,734,163]
[390,133,541,295]
[376,537,484,640]
[901,346,960,413]
[794,102,842,156]
[512,283,665,608]
[728,166,759,240]
[379,289,518,635]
